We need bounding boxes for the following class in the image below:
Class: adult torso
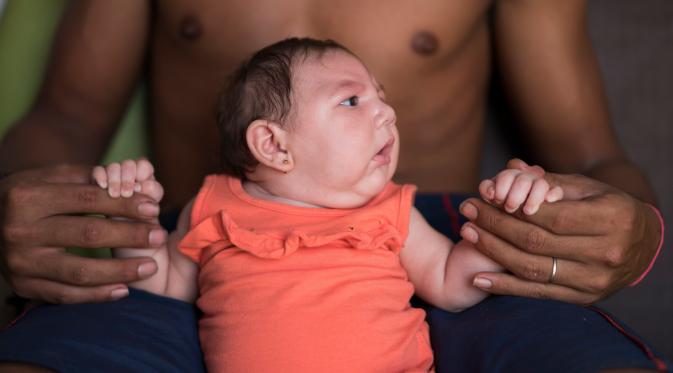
[151,0,493,209]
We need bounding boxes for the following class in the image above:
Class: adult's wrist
[629,204,665,286]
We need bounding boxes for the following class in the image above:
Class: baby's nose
[375,103,396,128]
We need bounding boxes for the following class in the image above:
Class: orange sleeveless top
[179,175,434,372]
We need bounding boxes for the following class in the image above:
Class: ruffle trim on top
[179,209,405,262]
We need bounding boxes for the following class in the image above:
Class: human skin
[91,50,561,313]
[0,0,661,306]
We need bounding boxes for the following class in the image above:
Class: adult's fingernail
[473,277,492,289]
[110,287,129,300]
[460,201,478,220]
[138,203,159,217]
[460,224,479,243]
[149,229,166,246]
[138,261,158,277]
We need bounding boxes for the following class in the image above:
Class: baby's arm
[92,159,197,302]
[400,162,565,311]
[400,208,502,312]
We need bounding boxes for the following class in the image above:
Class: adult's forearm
[583,157,657,205]
[0,110,111,173]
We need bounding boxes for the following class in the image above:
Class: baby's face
[286,50,399,208]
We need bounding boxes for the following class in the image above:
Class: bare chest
[154,0,492,76]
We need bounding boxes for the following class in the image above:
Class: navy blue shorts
[0,193,668,372]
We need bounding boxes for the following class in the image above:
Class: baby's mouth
[373,138,395,164]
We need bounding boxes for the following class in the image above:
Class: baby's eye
[339,96,359,107]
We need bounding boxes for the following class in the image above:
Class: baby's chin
[322,178,391,209]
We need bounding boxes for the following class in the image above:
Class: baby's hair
[217,37,354,179]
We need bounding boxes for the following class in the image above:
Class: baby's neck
[242,180,323,208]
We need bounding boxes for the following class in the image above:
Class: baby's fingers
[523,178,550,215]
[106,163,122,198]
[136,158,155,182]
[546,186,564,203]
[139,179,164,202]
[493,169,520,204]
[504,173,534,213]
[120,160,137,198]
[92,166,108,188]
[479,179,495,201]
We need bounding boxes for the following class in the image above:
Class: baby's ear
[246,119,294,173]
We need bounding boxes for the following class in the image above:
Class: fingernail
[473,277,492,289]
[137,261,158,277]
[121,189,133,198]
[523,205,536,215]
[110,287,129,300]
[460,224,479,243]
[149,229,166,246]
[460,201,478,220]
[138,203,159,217]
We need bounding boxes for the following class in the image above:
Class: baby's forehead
[292,51,375,94]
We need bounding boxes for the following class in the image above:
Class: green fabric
[0,0,150,258]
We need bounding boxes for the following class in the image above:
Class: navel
[411,31,439,56]
[179,15,202,40]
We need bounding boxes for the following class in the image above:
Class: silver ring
[549,257,558,283]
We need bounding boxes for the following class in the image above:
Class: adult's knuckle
[5,252,27,274]
[68,265,90,285]
[521,261,544,281]
[76,188,100,206]
[588,274,611,293]
[80,222,102,245]
[2,223,29,245]
[527,286,549,300]
[523,229,547,253]
[6,184,33,210]
[602,246,626,268]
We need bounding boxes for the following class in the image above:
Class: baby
[93,38,562,372]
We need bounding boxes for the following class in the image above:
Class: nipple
[411,31,439,56]
[180,15,203,40]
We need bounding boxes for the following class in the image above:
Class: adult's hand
[0,164,166,304]
[459,165,662,305]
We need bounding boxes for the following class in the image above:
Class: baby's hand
[92,158,164,202]
[479,160,562,215]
